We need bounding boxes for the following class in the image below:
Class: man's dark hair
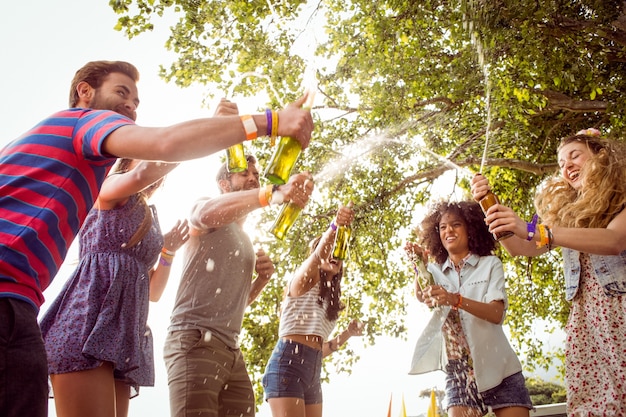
[69,61,140,107]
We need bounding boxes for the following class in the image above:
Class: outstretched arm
[102,94,314,161]
[472,173,626,256]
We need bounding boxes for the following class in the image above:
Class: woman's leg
[448,406,484,417]
[494,406,530,417]
[304,402,323,417]
[50,362,116,417]
[268,397,306,417]
[114,380,131,417]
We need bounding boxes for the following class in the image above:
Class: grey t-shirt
[168,222,255,349]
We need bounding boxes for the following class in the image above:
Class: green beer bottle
[269,202,302,240]
[264,91,316,185]
[226,144,247,173]
[332,223,351,260]
[264,136,301,184]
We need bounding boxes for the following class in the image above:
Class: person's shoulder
[476,254,503,266]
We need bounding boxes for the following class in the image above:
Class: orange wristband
[258,184,272,207]
[240,115,257,141]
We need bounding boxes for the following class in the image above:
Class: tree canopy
[111,0,626,404]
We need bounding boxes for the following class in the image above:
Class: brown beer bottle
[478,191,514,241]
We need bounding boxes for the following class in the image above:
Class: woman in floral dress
[40,159,189,417]
[472,128,626,416]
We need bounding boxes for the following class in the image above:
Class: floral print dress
[566,253,626,416]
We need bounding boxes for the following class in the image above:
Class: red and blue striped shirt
[0,108,133,309]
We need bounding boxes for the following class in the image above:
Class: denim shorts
[446,358,532,413]
[262,338,323,404]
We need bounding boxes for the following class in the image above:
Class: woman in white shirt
[406,200,532,417]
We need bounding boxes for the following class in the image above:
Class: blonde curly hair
[535,132,626,229]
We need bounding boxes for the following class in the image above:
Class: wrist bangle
[159,256,172,267]
[536,224,550,248]
[240,114,257,141]
[265,108,272,137]
[546,225,554,251]
[271,110,278,145]
[330,221,338,231]
[526,214,538,241]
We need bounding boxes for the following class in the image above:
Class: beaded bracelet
[526,214,538,241]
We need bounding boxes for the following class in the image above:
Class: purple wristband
[265,108,272,137]
[330,222,338,231]
[526,214,538,241]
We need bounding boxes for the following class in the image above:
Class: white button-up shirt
[408,254,523,392]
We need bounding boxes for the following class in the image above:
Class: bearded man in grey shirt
[164,101,314,417]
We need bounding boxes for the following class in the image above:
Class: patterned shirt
[0,108,133,309]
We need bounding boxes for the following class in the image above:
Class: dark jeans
[0,297,48,417]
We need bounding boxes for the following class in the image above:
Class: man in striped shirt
[0,60,314,417]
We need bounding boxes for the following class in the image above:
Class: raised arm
[149,219,190,302]
[289,203,355,297]
[247,248,275,305]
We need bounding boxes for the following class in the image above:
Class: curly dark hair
[309,236,345,322]
[419,200,496,264]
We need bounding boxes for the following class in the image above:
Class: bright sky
[1,2,562,417]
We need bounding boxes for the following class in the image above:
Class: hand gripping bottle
[331,203,354,260]
[478,190,514,241]
[413,256,435,291]
[264,92,316,184]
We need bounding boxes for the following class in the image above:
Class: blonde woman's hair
[535,133,626,228]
